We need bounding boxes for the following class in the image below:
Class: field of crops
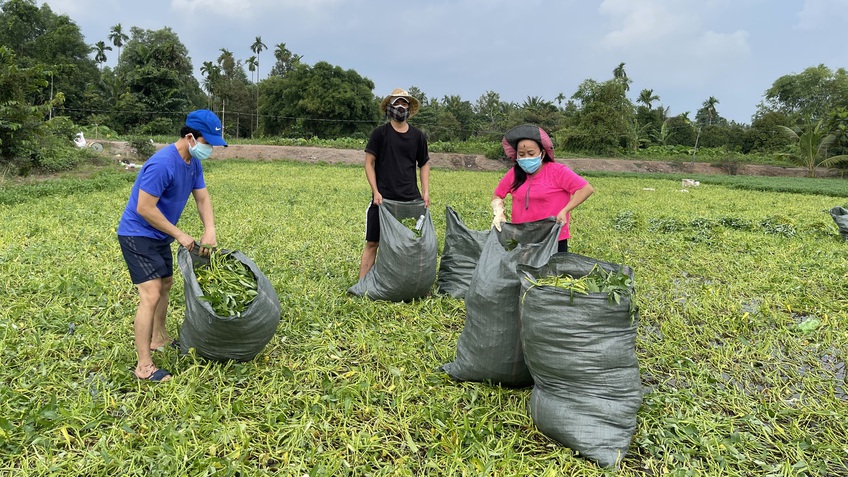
[1,160,846,476]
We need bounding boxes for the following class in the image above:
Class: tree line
[2,0,848,176]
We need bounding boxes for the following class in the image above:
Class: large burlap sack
[348,199,437,301]
[830,206,848,241]
[436,206,490,299]
[518,253,642,468]
[178,246,281,362]
[441,218,560,387]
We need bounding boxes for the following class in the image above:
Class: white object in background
[73,132,86,148]
[682,179,700,187]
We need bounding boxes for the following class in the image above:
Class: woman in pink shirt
[491,124,594,253]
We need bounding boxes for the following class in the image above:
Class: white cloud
[599,0,686,48]
[796,0,848,29]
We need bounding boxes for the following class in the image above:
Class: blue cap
[185,109,227,146]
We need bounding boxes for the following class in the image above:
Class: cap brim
[204,134,227,147]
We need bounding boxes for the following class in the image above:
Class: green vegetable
[194,251,258,317]
[400,217,422,237]
[525,264,636,316]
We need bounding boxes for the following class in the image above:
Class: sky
[43,0,848,125]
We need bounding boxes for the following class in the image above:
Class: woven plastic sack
[436,206,490,299]
[830,206,848,241]
[349,199,437,301]
[178,246,281,362]
[441,218,560,387]
[518,253,642,468]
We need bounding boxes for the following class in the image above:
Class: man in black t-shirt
[358,88,431,278]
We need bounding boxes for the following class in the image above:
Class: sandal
[135,368,172,382]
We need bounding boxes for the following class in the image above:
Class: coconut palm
[702,96,720,125]
[777,119,848,177]
[108,24,129,62]
[250,36,267,81]
[93,41,112,70]
[637,89,659,110]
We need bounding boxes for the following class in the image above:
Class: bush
[129,138,156,160]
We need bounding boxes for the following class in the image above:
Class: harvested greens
[524,264,636,316]
[195,250,258,317]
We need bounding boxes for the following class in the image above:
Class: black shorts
[118,235,174,284]
[364,202,380,243]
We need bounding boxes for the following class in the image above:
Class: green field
[1,160,846,476]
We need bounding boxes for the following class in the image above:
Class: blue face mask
[188,136,213,160]
[517,155,542,174]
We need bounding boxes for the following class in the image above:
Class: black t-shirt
[365,123,430,201]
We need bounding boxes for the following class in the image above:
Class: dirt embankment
[105,141,837,178]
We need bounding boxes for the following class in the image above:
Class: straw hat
[502,124,555,161]
[379,88,421,118]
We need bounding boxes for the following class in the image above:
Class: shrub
[129,138,156,160]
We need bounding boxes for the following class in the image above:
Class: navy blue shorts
[365,202,380,243]
[118,235,174,284]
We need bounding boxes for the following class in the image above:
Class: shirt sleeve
[417,131,430,167]
[553,164,588,193]
[493,167,516,198]
[138,159,172,198]
[365,125,383,157]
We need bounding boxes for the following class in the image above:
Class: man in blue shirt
[117,109,227,382]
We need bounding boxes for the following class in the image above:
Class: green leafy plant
[194,251,258,317]
[525,264,635,316]
[400,216,423,237]
[776,119,848,177]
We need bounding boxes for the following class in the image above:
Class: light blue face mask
[188,136,213,160]
[517,155,542,174]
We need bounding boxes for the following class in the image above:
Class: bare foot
[134,363,172,382]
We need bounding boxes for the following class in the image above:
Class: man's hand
[177,232,195,250]
[198,231,217,257]
[373,192,383,206]
[423,192,430,208]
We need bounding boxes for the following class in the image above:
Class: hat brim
[203,134,228,147]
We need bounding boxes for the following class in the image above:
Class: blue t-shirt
[117,144,206,241]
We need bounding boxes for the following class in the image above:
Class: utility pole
[49,73,54,120]
[691,126,702,165]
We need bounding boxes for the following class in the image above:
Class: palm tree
[777,119,848,177]
[108,24,129,62]
[200,61,221,107]
[637,89,659,110]
[613,62,630,91]
[217,48,235,75]
[250,36,267,81]
[555,92,565,107]
[702,96,719,125]
[272,43,302,76]
[523,96,544,109]
[247,55,258,83]
[93,41,112,71]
